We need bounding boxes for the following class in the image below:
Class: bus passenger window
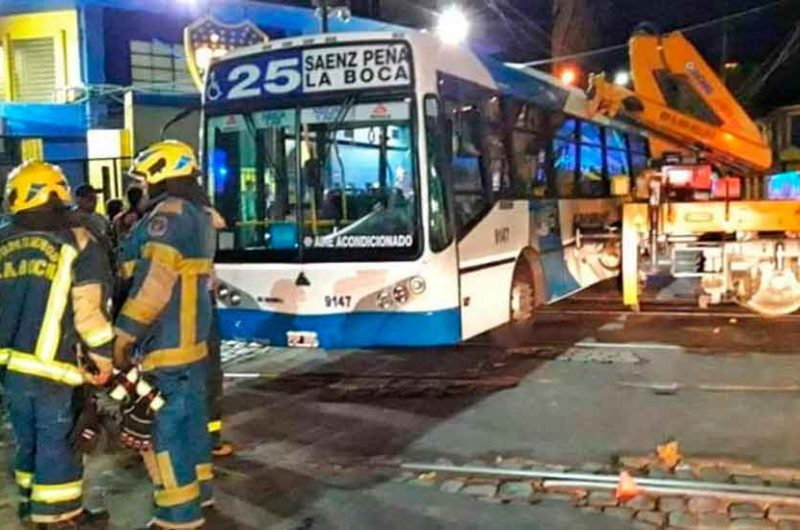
[512,132,547,197]
[553,139,576,197]
[553,116,578,197]
[579,144,605,197]
[447,103,491,235]
[452,153,487,232]
[483,132,511,194]
[578,121,606,197]
[481,95,511,195]
[632,153,648,175]
[606,148,630,177]
[629,133,650,185]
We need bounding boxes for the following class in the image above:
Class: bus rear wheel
[510,262,536,322]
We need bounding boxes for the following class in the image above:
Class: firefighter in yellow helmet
[114,141,217,529]
[0,161,115,529]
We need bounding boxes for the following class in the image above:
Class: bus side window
[425,95,454,252]
[482,96,512,196]
[510,101,550,198]
[552,115,578,197]
[446,101,491,236]
[578,121,606,197]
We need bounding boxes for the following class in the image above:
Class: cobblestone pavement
[395,454,800,529]
[4,294,800,528]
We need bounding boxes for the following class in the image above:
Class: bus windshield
[207,99,419,262]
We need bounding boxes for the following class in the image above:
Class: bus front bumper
[216,307,462,349]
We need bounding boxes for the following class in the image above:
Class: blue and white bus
[202,31,648,348]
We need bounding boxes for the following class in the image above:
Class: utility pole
[551,0,597,77]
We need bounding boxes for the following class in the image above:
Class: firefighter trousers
[5,373,83,524]
[143,360,213,529]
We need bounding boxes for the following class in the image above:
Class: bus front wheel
[510,261,536,322]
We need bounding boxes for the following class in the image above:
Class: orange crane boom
[587,30,772,175]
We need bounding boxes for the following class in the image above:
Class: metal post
[321,0,329,33]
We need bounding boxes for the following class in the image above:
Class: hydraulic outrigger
[587,29,800,316]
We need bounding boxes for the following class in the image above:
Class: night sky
[481,0,800,114]
[366,0,800,114]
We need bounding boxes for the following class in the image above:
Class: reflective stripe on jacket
[116,197,216,371]
[0,223,115,386]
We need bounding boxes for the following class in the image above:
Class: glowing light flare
[194,45,230,72]
[559,67,577,86]
[436,5,470,46]
[614,71,631,86]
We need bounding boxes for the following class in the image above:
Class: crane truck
[586,28,800,316]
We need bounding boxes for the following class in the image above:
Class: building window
[130,40,193,91]
[11,38,56,102]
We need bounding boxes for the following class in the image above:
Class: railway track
[540,297,800,320]
[389,459,800,528]
[399,462,800,504]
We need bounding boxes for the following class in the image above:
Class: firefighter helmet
[5,161,72,214]
[129,140,200,185]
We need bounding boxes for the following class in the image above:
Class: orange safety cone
[615,470,640,502]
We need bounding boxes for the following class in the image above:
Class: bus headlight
[393,284,409,305]
[409,276,426,295]
[229,292,242,306]
[377,291,393,310]
[217,286,230,300]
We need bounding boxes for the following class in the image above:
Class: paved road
[4,286,800,528]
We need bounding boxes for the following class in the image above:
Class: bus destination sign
[206,42,412,103]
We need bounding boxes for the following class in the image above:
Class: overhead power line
[515,0,791,67]
[739,21,800,100]
[486,0,550,54]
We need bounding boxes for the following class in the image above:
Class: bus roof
[212,30,642,135]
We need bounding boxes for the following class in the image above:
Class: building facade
[0,0,396,195]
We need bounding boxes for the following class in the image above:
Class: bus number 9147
[325,295,352,309]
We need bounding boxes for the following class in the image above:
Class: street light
[614,71,631,86]
[436,5,470,46]
[559,68,577,86]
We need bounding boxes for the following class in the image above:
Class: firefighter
[114,140,215,530]
[0,161,115,528]
[207,208,234,457]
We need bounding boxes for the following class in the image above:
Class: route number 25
[227,58,302,99]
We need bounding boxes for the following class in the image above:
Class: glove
[108,366,140,403]
[120,395,156,451]
[108,366,165,452]
[70,394,102,454]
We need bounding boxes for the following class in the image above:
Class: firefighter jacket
[0,215,115,386]
[116,195,216,372]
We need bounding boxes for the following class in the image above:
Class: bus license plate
[287,331,320,348]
